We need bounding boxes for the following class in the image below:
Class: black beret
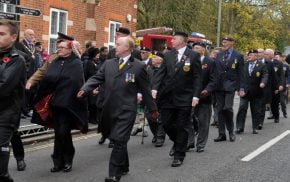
[247,49,258,55]
[140,47,151,52]
[152,51,164,59]
[35,42,42,47]
[173,31,188,38]
[192,42,206,48]
[57,32,74,41]
[222,35,234,42]
[274,51,282,56]
[116,27,130,35]
[88,47,100,59]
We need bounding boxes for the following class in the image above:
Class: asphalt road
[10,98,290,182]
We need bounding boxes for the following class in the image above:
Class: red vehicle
[137,30,212,51]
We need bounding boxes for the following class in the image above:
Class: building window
[108,21,121,50]
[0,3,16,13]
[49,8,68,54]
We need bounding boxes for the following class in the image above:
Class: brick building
[1,0,138,53]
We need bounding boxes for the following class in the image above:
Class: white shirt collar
[120,54,131,64]
[144,58,150,65]
[201,56,205,63]
[177,46,187,61]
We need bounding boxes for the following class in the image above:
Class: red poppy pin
[202,64,208,69]
[2,57,10,63]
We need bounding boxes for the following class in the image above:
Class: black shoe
[131,128,142,136]
[214,135,226,142]
[0,175,14,182]
[50,166,64,172]
[196,148,204,153]
[267,116,274,119]
[284,114,288,118]
[169,146,175,157]
[211,121,218,126]
[229,134,236,142]
[257,124,263,130]
[274,118,279,123]
[17,159,26,171]
[252,130,258,134]
[171,159,183,167]
[152,137,157,143]
[99,136,106,145]
[155,138,164,147]
[121,168,129,176]
[235,129,244,134]
[108,141,114,148]
[23,112,31,117]
[21,114,26,119]
[186,143,195,151]
[63,163,72,172]
[105,176,121,182]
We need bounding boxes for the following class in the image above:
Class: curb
[22,126,98,146]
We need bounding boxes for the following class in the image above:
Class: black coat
[240,61,268,99]
[15,40,36,78]
[152,48,202,108]
[215,49,245,92]
[81,56,157,142]
[0,47,26,129]
[199,56,217,104]
[272,59,285,90]
[32,54,88,133]
[107,48,142,61]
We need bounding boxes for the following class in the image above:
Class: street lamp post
[217,0,222,47]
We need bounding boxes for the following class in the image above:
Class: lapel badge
[274,67,278,72]
[183,65,190,72]
[235,59,237,64]
[125,73,129,82]
[283,67,286,71]
[256,72,260,77]
[232,63,236,69]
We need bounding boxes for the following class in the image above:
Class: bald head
[24,29,35,43]
[115,36,135,58]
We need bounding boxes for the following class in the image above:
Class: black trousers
[52,109,75,166]
[109,141,129,177]
[161,107,191,160]
[271,93,280,119]
[11,130,25,161]
[216,91,235,135]
[280,91,288,115]
[258,95,267,126]
[195,103,212,149]
[236,97,261,131]
[145,108,165,139]
[0,126,14,177]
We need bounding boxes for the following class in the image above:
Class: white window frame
[48,8,68,54]
[108,21,121,50]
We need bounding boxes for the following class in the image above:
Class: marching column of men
[1,20,290,182]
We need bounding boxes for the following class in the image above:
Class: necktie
[249,62,255,76]
[119,59,125,70]
[224,50,229,61]
[175,51,180,65]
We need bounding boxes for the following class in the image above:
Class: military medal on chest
[182,55,191,72]
[125,72,135,83]
[232,59,237,69]
[256,71,261,77]
[274,67,278,72]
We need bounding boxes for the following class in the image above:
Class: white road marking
[23,133,100,153]
[241,130,290,162]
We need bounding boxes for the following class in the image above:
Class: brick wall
[18,0,138,52]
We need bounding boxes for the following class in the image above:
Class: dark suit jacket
[240,61,268,99]
[272,59,286,90]
[215,49,244,92]
[152,48,202,108]
[107,48,142,61]
[81,56,157,142]
[15,41,36,78]
[200,56,217,104]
